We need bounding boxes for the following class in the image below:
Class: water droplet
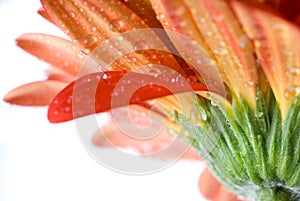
[213,48,228,55]
[69,12,75,18]
[64,107,71,112]
[211,99,219,107]
[286,67,300,77]
[116,35,123,41]
[203,31,213,36]
[109,19,127,33]
[148,68,161,78]
[285,86,296,98]
[84,77,91,83]
[199,17,206,24]
[102,73,108,79]
[190,106,207,126]
[246,80,255,86]
[83,34,98,48]
[212,14,223,23]
[133,41,149,51]
[91,26,97,32]
[283,50,294,56]
[218,41,226,47]
[239,35,251,51]
[255,111,263,118]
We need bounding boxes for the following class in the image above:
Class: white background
[0,0,207,200]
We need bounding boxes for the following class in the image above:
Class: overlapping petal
[92,105,200,160]
[48,71,206,122]
[232,1,300,117]
[4,80,67,106]
[41,0,184,75]
[150,0,259,108]
[17,33,84,75]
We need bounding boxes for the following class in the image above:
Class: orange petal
[198,168,246,201]
[232,1,300,117]
[17,33,84,75]
[37,7,54,24]
[121,0,163,28]
[198,168,221,199]
[150,0,258,108]
[3,80,67,106]
[41,0,184,75]
[45,67,75,82]
[92,105,200,160]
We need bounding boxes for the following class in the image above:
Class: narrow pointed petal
[199,168,245,201]
[150,0,259,108]
[45,67,75,82]
[92,105,200,160]
[3,80,67,106]
[198,168,221,200]
[41,0,184,75]
[232,1,300,117]
[37,7,54,24]
[17,33,84,75]
[48,71,206,123]
[121,0,163,28]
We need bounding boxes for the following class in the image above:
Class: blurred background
[0,0,206,200]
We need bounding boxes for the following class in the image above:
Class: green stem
[254,187,298,201]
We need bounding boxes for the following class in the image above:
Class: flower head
[4,0,300,200]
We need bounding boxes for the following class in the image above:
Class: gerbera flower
[4,0,300,200]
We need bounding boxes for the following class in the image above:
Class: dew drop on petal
[83,34,98,48]
[109,19,127,33]
[213,48,228,55]
[190,106,207,126]
[239,35,251,51]
[102,73,108,79]
[148,68,161,78]
[255,111,263,118]
[286,67,300,77]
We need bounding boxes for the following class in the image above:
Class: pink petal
[17,33,84,75]
[3,80,67,106]
[92,105,200,160]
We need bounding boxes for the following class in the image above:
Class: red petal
[92,105,200,160]
[48,71,206,123]
[3,80,67,106]
[17,33,84,75]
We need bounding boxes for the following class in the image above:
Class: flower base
[171,90,300,200]
[255,187,298,201]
